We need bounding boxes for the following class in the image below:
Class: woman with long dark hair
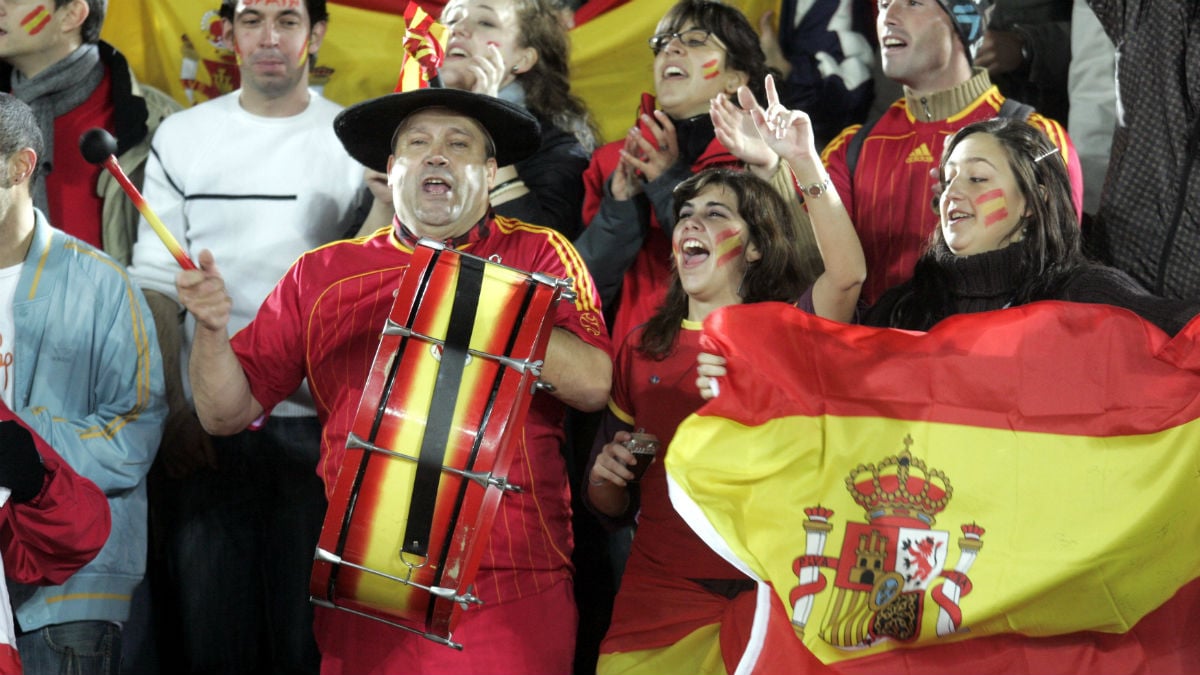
[586,85,864,673]
[863,117,1198,334]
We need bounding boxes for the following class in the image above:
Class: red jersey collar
[391,212,493,250]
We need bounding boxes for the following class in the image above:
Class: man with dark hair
[127,1,361,673]
[177,87,611,674]
[0,0,179,266]
[0,90,165,675]
[817,0,1084,303]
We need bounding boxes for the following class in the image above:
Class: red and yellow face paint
[976,188,1009,227]
[296,35,310,68]
[713,227,745,267]
[21,5,52,36]
[701,58,720,80]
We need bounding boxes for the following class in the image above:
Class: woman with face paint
[356,0,597,240]
[861,117,1200,335]
[574,0,825,345]
[583,89,865,674]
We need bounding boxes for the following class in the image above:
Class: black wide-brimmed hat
[334,88,541,172]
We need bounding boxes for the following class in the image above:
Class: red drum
[310,239,572,649]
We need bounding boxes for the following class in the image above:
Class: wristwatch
[800,176,830,200]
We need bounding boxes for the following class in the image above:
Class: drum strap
[403,253,485,558]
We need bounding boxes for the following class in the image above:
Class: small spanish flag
[21,5,52,36]
[395,0,446,92]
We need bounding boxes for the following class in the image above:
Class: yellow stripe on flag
[670,413,1200,664]
[598,622,724,675]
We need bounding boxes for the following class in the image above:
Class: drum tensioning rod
[382,320,544,377]
[309,596,466,651]
[530,272,578,304]
[346,433,524,493]
[313,548,483,608]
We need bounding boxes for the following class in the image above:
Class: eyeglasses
[648,29,721,55]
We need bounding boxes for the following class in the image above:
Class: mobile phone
[636,92,660,151]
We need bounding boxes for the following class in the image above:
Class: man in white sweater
[128,1,362,673]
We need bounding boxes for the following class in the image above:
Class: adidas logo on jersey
[906,143,934,164]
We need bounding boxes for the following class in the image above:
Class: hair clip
[1033,147,1060,164]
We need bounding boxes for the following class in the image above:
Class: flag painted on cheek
[666,301,1200,675]
[976,188,1008,227]
[297,36,310,69]
[713,228,743,267]
[21,6,51,35]
[702,58,720,80]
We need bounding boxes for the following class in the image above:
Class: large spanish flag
[666,301,1200,674]
[101,0,772,143]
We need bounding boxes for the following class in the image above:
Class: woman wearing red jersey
[584,76,864,674]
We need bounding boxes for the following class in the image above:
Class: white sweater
[130,89,364,417]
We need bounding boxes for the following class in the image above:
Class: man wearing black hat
[176,87,612,673]
[810,0,1084,304]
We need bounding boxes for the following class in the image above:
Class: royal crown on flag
[845,435,953,525]
[961,522,985,540]
[804,506,834,522]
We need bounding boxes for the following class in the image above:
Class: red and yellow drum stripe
[312,245,562,641]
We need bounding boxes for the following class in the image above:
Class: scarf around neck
[9,43,105,215]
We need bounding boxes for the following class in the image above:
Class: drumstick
[79,128,197,270]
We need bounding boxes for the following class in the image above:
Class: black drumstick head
[79,128,118,165]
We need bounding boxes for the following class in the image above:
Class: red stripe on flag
[335,0,445,16]
[699,302,1200,435]
[0,644,19,674]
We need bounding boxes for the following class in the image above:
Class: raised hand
[465,42,507,98]
[710,92,777,177]
[610,129,647,201]
[740,73,820,170]
[618,110,679,183]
